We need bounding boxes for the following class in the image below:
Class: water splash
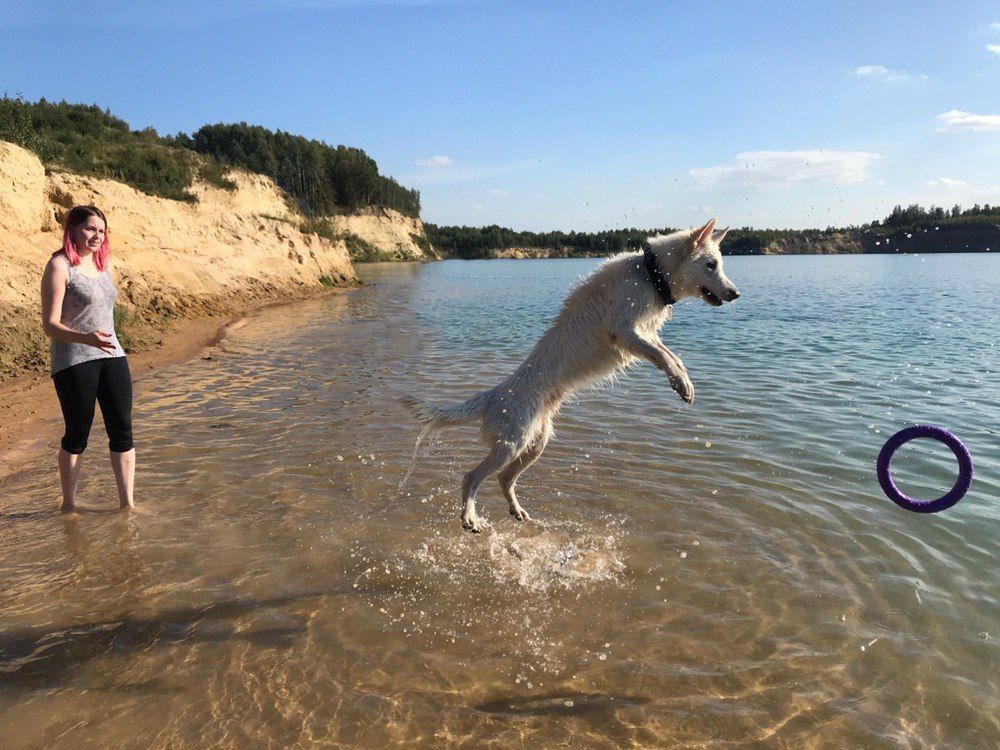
[486,524,625,593]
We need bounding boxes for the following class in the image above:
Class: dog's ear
[692,218,717,246]
[712,226,729,243]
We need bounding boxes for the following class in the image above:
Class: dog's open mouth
[700,287,724,306]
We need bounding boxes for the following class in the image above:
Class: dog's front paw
[669,372,695,404]
[680,381,695,404]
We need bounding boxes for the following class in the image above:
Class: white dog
[404,218,741,532]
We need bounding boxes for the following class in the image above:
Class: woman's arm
[41,257,117,353]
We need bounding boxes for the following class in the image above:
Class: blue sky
[2,1,998,230]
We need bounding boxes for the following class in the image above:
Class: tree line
[875,202,999,229]
[428,202,999,258]
[424,223,841,258]
[423,224,676,259]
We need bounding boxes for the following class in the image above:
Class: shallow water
[1,254,998,748]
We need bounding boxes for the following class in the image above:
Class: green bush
[343,233,393,262]
[300,216,338,242]
[410,231,433,255]
[197,159,237,190]
[0,93,48,156]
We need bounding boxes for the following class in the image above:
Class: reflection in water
[0,257,998,748]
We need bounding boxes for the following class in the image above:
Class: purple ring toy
[876,425,973,513]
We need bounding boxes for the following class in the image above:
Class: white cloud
[414,155,453,168]
[987,44,1000,55]
[936,109,1000,132]
[854,64,928,84]
[469,202,483,211]
[690,150,882,188]
[924,177,968,189]
[489,189,509,197]
[990,22,1000,30]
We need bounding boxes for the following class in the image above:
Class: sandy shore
[0,288,346,478]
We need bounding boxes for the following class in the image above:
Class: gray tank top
[50,258,126,375]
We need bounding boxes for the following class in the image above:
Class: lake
[1,253,997,748]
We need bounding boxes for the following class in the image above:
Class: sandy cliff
[334,207,438,261]
[0,141,372,380]
[762,232,864,255]
[486,246,605,260]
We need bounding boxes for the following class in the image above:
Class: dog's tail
[398,390,493,490]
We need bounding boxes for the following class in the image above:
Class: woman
[41,205,135,512]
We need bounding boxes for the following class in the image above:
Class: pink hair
[62,205,111,271]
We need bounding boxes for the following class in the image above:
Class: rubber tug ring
[876,425,973,513]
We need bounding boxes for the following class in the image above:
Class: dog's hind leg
[461,441,518,533]
[498,421,551,522]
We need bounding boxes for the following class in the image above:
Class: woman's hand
[85,330,118,354]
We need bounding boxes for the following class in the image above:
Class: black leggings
[52,357,134,454]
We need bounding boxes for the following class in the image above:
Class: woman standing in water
[40,205,135,512]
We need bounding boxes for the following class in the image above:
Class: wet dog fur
[404,218,741,532]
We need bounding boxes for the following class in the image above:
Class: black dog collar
[643,248,675,306]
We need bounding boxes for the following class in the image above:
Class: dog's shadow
[0,589,345,690]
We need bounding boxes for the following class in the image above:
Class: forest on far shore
[427,202,1000,258]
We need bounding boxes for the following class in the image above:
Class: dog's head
[667,218,740,307]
